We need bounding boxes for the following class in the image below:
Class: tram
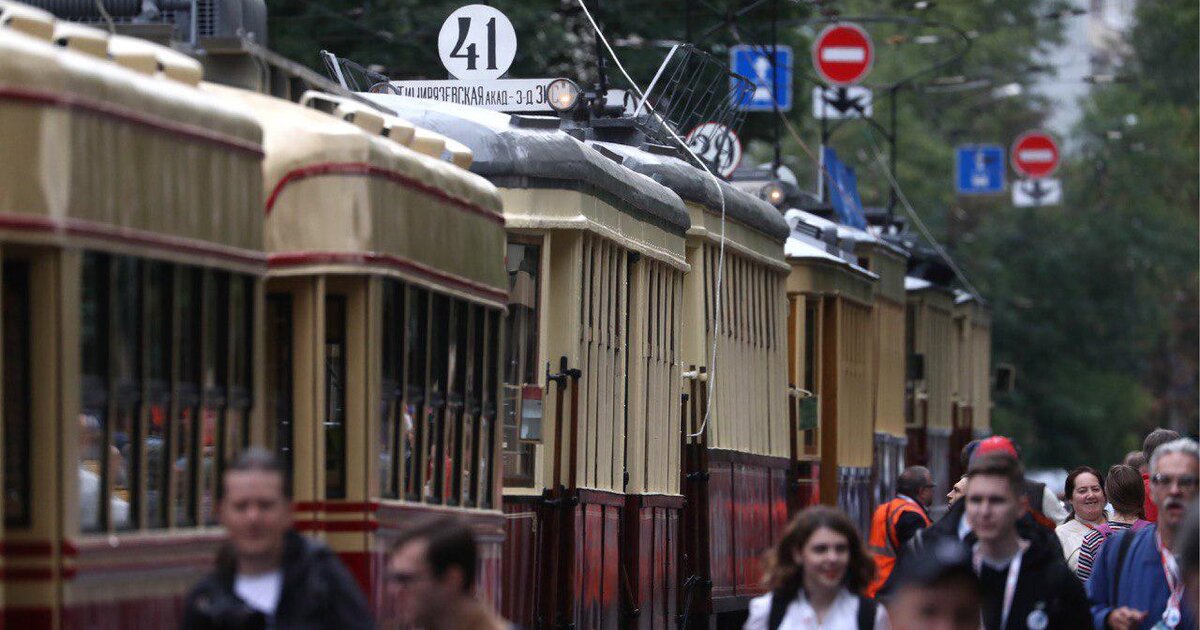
[202,84,509,622]
[0,5,265,626]
[590,142,794,627]
[360,93,693,629]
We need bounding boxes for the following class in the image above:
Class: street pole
[771,0,781,175]
[887,85,898,229]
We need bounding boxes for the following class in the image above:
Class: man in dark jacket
[183,448,373,630]
[963,453,1090,630]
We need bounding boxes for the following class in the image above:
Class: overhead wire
[575,0,726,439]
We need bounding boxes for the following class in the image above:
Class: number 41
[450,16,498,71]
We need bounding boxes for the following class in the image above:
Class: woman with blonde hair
[745,506,890,630]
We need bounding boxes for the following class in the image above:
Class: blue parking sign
[955,144,1005,195]
[731,45,792,112]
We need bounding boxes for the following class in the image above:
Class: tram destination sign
[385,78,560,112]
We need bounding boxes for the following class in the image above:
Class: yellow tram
[903,274,958,501]
[201,84,509,619]
[591,142,793,625]
[0,4,266,626]
[951,291,993,478]
[360,93,693,629]
[782,210,880,533]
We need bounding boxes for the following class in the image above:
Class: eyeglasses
[385,571,429,587]
[1150,474,1199,490]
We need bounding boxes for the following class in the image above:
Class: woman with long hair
[1074,464,1152,581]
[1055,465,1107,572]
[746,506,890,630]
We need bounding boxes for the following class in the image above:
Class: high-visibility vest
[865,496,931,597]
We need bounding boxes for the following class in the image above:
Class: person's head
[1123,450,1148,474]
[764,505,874,596]
[960,440,981,472]
[387,516,479,627]
[219,448,293,568]
[888,540,982,630]
[1149,438,1199,534]
[898,466,935,507]
[964,453,1027,545]
[947,476,967,505]
[1143,428,1182,464]
[1104,464,1145,518]
[973,436,1019,462]
[1064,466,1105,522]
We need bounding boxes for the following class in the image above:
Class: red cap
[976,436,1019,460]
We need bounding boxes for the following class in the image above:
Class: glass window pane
[3,261,32,528]
[144,262,172,529]
[480,309,500,508]
[200,272,229,525]
[265,294,294,488]
[111,258,139,530]
[80,253,109,533]
[173,267,202,528]
[425,293,449,504]
[325,295,347,500]
[379,281,402,499]
[502,243,539,487]
[403,288,428,500]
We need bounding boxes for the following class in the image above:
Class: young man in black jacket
[183,448,373,630]
[962,453,1090,630]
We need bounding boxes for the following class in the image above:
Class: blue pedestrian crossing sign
[955,144,1006,195]
[731,44,792,112]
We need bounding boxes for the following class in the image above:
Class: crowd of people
[180,428,1198,630]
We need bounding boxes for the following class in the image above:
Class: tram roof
[587,141,789,242]
[359,93,690,235]
[788,207,907,259]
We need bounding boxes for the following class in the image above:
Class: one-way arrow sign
[812,86,872,119]
[1012,178,1062,207]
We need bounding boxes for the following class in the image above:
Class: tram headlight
[761,180,787,207]
[547,78,581,112]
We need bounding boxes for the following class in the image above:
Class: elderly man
[1088,438,1198,630]
[866,466,934,597]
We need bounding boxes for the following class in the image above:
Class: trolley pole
[771,0,781,175]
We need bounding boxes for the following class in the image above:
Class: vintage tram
[0,5,265,626]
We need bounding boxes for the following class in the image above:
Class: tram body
[205,85,509,619]
[949,292,992,480]
[903,277,958,502]
[783,211,880,534]
[0,6,266,627]
[593,143,793,626]
[362,94,693,630]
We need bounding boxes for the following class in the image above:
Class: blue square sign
[955,144,1006,195]
[731,44,792,112]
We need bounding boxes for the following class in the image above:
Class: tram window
[3,261,32,528]
[462,304,484,507]
[403,287,428,501]
[224,277,253,479]
[502,242,540,487]
[200,272,229,525]
[111,257,141,530]
[173,267,202,528]
[265,294,294,488]
[444,300,468,505]
[144,262,172,528]
[480,309,499,508]
[325,296,348,500]
[379,281,402,499]
[80,253,109,533]
[425,293,450,504]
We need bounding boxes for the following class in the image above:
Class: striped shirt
[1075,521,1132,582]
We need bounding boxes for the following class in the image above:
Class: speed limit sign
[438,5,517,81]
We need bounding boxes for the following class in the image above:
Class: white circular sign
[437,5,517,81]
[685,123,743,179]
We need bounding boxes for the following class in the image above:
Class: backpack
[767,586,877,630]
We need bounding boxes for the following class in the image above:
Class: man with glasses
[866,466,934,597]
[386,515,511,630]
[1088,438,1198,630]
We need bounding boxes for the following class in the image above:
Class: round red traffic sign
[812,23,874,86]
[1011,131,1060,178]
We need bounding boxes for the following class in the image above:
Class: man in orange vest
[866,466,934,598]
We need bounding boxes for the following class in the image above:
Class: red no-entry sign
[1011,131,1060,178]
[812,23,874,86]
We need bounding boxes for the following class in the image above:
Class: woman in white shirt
[745,506,890,630]
[1054,465,1107,572]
